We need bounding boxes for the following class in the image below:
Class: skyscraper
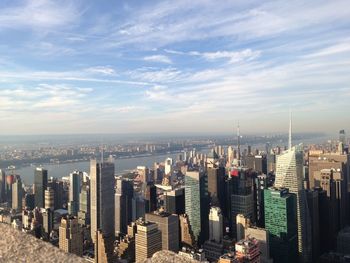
[264,187,297,263]
[145,211,179,252]
[209,206,223,243]
[90,159,115,243]
[12,175,22,212]
[59,216,83,256]
[164,187,185,215]
[144,182,157,213]
[68,171,82,216]
[227,167,255,239]
[0,169,6,203]
[34,168,48,208]
[115,177,134,235]
[135,219,162,262]
[185,169,209,246]
[274,117,312,263]
[44,187,55,211]
[274,145,312,262]
[78,183,90,226]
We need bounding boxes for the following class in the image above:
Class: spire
[289,111,292,150]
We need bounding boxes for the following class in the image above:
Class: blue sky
[0,0,349,135]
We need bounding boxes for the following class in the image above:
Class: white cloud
[0,0,80,31]
[86,66,116,75]
[143,55,172,64]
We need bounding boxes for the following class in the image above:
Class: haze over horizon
[0,0,349,135]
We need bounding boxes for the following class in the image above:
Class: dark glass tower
[34,168,48,208]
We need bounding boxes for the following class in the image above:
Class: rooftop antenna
[289,110,292,150]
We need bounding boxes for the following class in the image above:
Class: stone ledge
[143,250,200,263]
[0,223,87,263]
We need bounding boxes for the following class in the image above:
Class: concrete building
[235,237,260,263]
[77,183,90,226]
[179,214,195,248]
[95,230,115,263]
[135,219,162,263]
[12,175,22,212]
[44,187,55,211]
[59,216,83,256]
[209,206,223,242]
[115,177,134,236]
[145,211,179,252]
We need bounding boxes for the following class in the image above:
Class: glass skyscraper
[264,187,297,263]
[274,145,312,262]
[185,169,209,246]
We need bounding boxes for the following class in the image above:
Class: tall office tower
[274,144,312,262]
[185,169,209,246]
[132,195,146,221]
[264,188,297,263]
[34,168,48,208]
[268,153,276,173]
[144,182,157,213]
[115,177,134,235]
[179,214,195,248]
[244,154,267,175]
[78,183,90,226]
[95,230,115,263]
[227,146,234,167]
[207,164,226,209]
[68,171,82,216]
[306,189,320,263]
[339,130,346,145]
[42,208,53,240]
[0,169,5,203]
[165,158,173,176]
[90,159,115,243]
[308,152,349,228]
[209,206,223,242]
[145,211,179,252]
[48,178,63,210]
[44,187,55,210]
[203,206,224,262]
[59,216,83,256]
[254,174,273,228]
[135,219,162,263]
[164,188,185,215]
[5,174,14,205]
[12,175,22,211]
[227,167,255,239]
[24,193,35,210]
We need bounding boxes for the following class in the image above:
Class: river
[15,152,180,185]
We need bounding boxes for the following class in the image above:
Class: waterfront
[16,152,180,185]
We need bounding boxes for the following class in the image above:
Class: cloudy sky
[0,0,349,135]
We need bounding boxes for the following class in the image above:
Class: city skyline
[0,0,349,134]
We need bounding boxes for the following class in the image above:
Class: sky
[0,0,349,135]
